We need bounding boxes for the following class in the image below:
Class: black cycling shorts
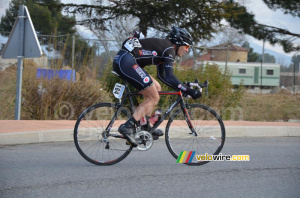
[113,50,153,92]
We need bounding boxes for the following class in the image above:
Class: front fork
[182,100,198,136]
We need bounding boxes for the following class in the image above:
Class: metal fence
[0,32,121,79]
[0,31,299,92]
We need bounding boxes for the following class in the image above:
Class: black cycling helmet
[168,26,193,46]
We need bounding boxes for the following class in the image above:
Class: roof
[208,43,248,52]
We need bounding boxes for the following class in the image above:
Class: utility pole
[225,44,229,73]
[260,40,265,94]
[294,61,296,94]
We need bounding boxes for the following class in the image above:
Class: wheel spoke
[166,104,225,165]
[74,103,132,165]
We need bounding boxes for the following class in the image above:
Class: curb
[0,125,299,145]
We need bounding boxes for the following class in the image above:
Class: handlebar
[184,79,209,96]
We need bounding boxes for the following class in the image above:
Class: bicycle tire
[74,103,133,165]
[165,104,225,166]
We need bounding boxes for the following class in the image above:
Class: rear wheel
[74,103,132,165]
[165,104,225,166]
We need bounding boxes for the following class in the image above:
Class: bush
[18,60,107,120]
[101,62,245,120]
[21,77,106,120]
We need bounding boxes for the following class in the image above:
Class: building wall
[0,56,48,71]
[208,49,248,63]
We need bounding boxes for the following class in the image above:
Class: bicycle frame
[108,80,197,137]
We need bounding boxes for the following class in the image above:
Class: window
[239,68,246,74]
[266,69,274,75]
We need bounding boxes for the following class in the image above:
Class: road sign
[1,5,42,120]
[1,6,42,58]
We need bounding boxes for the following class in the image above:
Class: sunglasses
[182,45,190,52]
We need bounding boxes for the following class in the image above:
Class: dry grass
[0,65,17,119]
[0,60,110,120]
[239,92,300,121]
[1,61,299,121]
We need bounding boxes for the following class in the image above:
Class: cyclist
[113,27,201,147]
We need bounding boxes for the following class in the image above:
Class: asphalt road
[1,137,299,198]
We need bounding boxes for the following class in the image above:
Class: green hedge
[100,62,245,120]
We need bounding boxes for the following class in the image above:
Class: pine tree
[0,0,76,35]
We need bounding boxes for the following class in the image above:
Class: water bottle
[140,116,147,126]
[149,110,162,125]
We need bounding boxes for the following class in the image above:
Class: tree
[263,0,300,17]
[242,42,260,62]
[0,0,76,35]
[215,26,247,45]
[46,0,229,40]
[89,16,138,61]
[39,0,299,53]
[259,53,276,63]
[225,0,300,53]
[0,0,23,33]
[242,41,276,63]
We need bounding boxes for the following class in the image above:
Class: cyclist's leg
[143,75,161,117]
[137,76,163,137]
[113,50,156,146]
[151,75,161,91]
[132,84,160,121]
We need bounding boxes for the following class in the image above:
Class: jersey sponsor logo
[139,49,152,56]
[132,64,147,79]
[143,76,150,83]
[138,50,158,56]
[132,64,139,70]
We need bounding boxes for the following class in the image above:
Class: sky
[0,0,299,65]
[243,0,300,63]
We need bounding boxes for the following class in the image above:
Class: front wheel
[165,104,225,166]
[74,103,133,165]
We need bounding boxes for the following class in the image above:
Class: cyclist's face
[177,45,189,57]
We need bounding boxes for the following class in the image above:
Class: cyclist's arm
[156,57,187,92]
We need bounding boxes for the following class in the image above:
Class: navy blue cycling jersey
[119,37,186,92]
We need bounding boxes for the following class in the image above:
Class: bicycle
[74,71,225,166]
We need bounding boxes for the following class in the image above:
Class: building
[181,43,280,88]
[205,61,280,87]
[207,43,248,62]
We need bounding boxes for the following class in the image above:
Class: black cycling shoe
[152,128,163,136]
[118,124,138,147]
